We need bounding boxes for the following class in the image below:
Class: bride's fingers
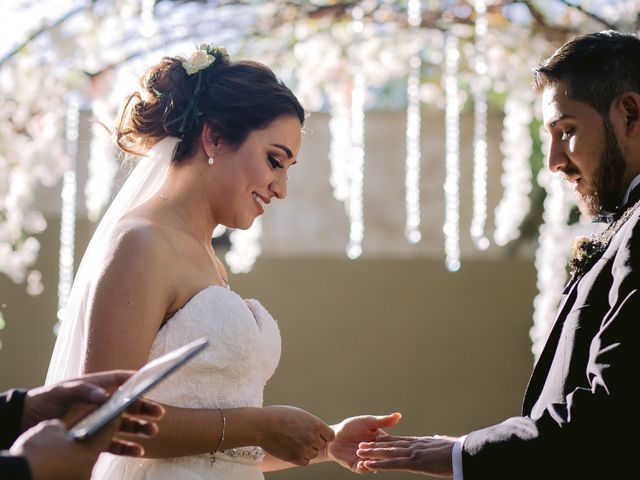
[313,437,328,452]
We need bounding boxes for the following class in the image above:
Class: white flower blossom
[182,49,215,75]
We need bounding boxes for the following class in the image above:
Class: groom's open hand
[328,413,402,474]
[356,434,456,476]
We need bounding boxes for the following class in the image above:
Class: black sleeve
[1,390,32,479]
[0,452,31,480]
[0,389,27,448]
[461,220,639,479]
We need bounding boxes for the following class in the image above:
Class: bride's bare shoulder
[108,211,176,262]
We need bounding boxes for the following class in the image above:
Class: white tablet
[69,336,209,440]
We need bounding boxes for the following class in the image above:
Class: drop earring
[208,151,215,166]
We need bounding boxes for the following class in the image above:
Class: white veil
[46,136,180,384]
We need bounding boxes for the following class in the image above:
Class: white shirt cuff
[452,435,467,480]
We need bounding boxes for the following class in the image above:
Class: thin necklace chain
[159,194,228,287]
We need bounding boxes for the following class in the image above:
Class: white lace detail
[91,286,281,479]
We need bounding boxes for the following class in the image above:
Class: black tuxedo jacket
[462,191,640,479]
[0,389,31,479]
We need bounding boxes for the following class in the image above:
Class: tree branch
[0,5,86,67]
[518,0,572,42]
[1,0,624,73]
[557,0,618,30]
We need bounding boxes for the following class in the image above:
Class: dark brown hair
[533,31,640,115]
[115,54,305,162]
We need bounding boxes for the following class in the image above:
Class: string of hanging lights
[404,0,423,245]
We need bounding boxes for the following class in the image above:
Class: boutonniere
[568,235,606,277]
[567,197,640,277]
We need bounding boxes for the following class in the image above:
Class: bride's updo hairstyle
[115,44,305,163]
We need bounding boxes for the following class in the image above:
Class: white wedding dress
[91,285,282,479]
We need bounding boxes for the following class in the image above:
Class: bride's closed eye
[268,155,284,169]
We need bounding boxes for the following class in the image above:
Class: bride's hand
[328,413,402,473]
[258,405,335,466]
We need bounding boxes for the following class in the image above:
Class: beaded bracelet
[209,407,226,467]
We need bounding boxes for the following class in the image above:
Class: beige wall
[0,217,536,480]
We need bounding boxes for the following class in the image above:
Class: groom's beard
[576,119,627,219]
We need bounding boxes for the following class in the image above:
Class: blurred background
[1,1,638,478]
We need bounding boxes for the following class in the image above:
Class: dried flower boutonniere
[568,235,606,277]
[567,198,640,278]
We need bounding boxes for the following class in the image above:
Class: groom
[357,31,640,479]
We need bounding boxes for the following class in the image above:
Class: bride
[46,44,400,479]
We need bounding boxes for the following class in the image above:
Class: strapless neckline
[165,284,235,325]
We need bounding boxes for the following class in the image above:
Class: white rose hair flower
[182,49,214,75]
[165,44,231,135]
[181,44,229,75]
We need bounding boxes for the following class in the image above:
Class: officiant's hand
[356,434,456,476]
[328,413,401,473]
[10,416,123,480]
[9,371,164,480]
[21,370,164,439]
[259,405,335,465]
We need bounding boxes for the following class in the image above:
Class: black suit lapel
[521,276,580,415]
[521,181,640,416]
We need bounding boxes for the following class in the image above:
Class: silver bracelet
[210,407,226,467]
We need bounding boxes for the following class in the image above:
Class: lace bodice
[146,285,281,409]
[91,286,281,479]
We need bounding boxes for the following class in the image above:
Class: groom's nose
[546,137,569,173]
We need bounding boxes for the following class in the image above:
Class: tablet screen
[69,336,208,440]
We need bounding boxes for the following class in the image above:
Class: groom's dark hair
[533,31,640,115]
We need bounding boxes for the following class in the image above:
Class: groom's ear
[613,92,640,138]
